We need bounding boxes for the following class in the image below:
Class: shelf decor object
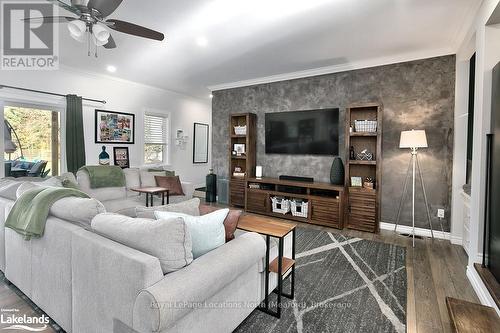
[229,113,257,207]
[330,156,344,185]
[393,129,444,247]
[345,103,382,233]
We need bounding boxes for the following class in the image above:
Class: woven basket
[290,200,309,218]
[234,125,247,135]
[271,197,290,214]
[354,120,377,133]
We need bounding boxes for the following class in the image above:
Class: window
[144,114,168,164]
[4,106,60,177]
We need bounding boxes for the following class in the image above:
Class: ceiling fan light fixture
[92,24,110,43]
[68,20,86,38]
[70,30,87,43]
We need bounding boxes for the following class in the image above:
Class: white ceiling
[53,0,481,99]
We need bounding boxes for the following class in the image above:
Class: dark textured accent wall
[212,55,455,231]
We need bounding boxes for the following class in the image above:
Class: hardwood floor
[0,218,479,333]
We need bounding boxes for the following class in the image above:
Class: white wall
[0,67,211,185]
[453,0,500,314]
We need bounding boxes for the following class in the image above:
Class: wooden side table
[131,187,170,207]
[237,214,296,318]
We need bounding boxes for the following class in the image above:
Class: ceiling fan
[24,0,165,57]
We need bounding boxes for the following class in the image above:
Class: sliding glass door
[3,105,60,177]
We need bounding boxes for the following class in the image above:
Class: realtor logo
[1,0,59,70]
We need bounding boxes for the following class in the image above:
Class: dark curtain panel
[66,95,86,173]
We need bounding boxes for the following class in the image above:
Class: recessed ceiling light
[106,65,117,73]
[196,37,208,47]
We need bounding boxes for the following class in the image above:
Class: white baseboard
[466,265,500,316]
[379,222,450,240]
[450,235,463,245]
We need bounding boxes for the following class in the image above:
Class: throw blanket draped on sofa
[5,187,90,240]
[78,165,125,189]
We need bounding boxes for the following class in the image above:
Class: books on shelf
[248,183,261,189]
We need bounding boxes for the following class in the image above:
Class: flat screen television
[265,109,339,155]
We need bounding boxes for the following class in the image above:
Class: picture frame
[233,143,246,156]
[193,123,209,164]
[351,176,363,187]
[95,110,135,144]
[113,147,130,169]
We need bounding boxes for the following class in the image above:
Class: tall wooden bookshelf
[229,113,257,207]
[344,103,382,233]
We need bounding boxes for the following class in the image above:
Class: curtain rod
[0,84,106,104]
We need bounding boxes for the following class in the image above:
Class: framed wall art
[95,110,135,144]
[113,147,130,169]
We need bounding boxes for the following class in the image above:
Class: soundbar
[279,175,314,183]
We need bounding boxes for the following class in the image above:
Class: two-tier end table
[237,214,296,318]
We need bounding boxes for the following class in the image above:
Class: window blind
[144,114,167,144]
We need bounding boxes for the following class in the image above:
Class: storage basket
[290,199,309,218]
[234,125,247,135]
[271,197,290,214]
[354,120,377,133]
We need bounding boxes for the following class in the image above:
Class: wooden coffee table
[131,187,170,207]
[237,214,296,318]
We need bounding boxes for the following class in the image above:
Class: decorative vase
[206,169,217,203]
[99,146,110,165]
[330,157,344,185]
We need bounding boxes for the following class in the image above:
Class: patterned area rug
[236,228,407,333]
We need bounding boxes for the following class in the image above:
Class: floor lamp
[394,130,439,247]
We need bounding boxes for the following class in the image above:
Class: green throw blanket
[5,187,90,240]
[78,165,125,189]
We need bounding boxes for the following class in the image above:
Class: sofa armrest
[181,181,195,199]
[132,232,265,333]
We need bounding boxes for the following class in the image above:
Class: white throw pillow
[139,170,166,187]
[123,168,141,189]
[154,208,229,259]
[136,198,200,219]
[91,213,193,274]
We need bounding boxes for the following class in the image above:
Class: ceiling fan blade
[47,0,81,15]
[106,19,164,41]
[103,35,116,49]
[23,16,76,24]
[88,0,123,18]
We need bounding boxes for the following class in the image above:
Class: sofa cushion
[154,209,228,259]
[77,170,126,202]
[123,168,141,189]
[51,197,106,228]
[91,213,193,274]
[0,181,23,200]
[199,205,241,242]
[154,176,185,196]
[136,198,200,219]
[140,170,166,187]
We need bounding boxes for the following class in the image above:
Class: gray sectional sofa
[0,172,292,333]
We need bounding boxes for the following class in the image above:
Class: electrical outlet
[437,209,445,219]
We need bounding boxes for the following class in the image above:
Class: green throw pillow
[147,169,175,177]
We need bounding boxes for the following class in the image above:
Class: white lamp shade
[399,130,428,149]
[68,20,86,38]
[92,24,110,43]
